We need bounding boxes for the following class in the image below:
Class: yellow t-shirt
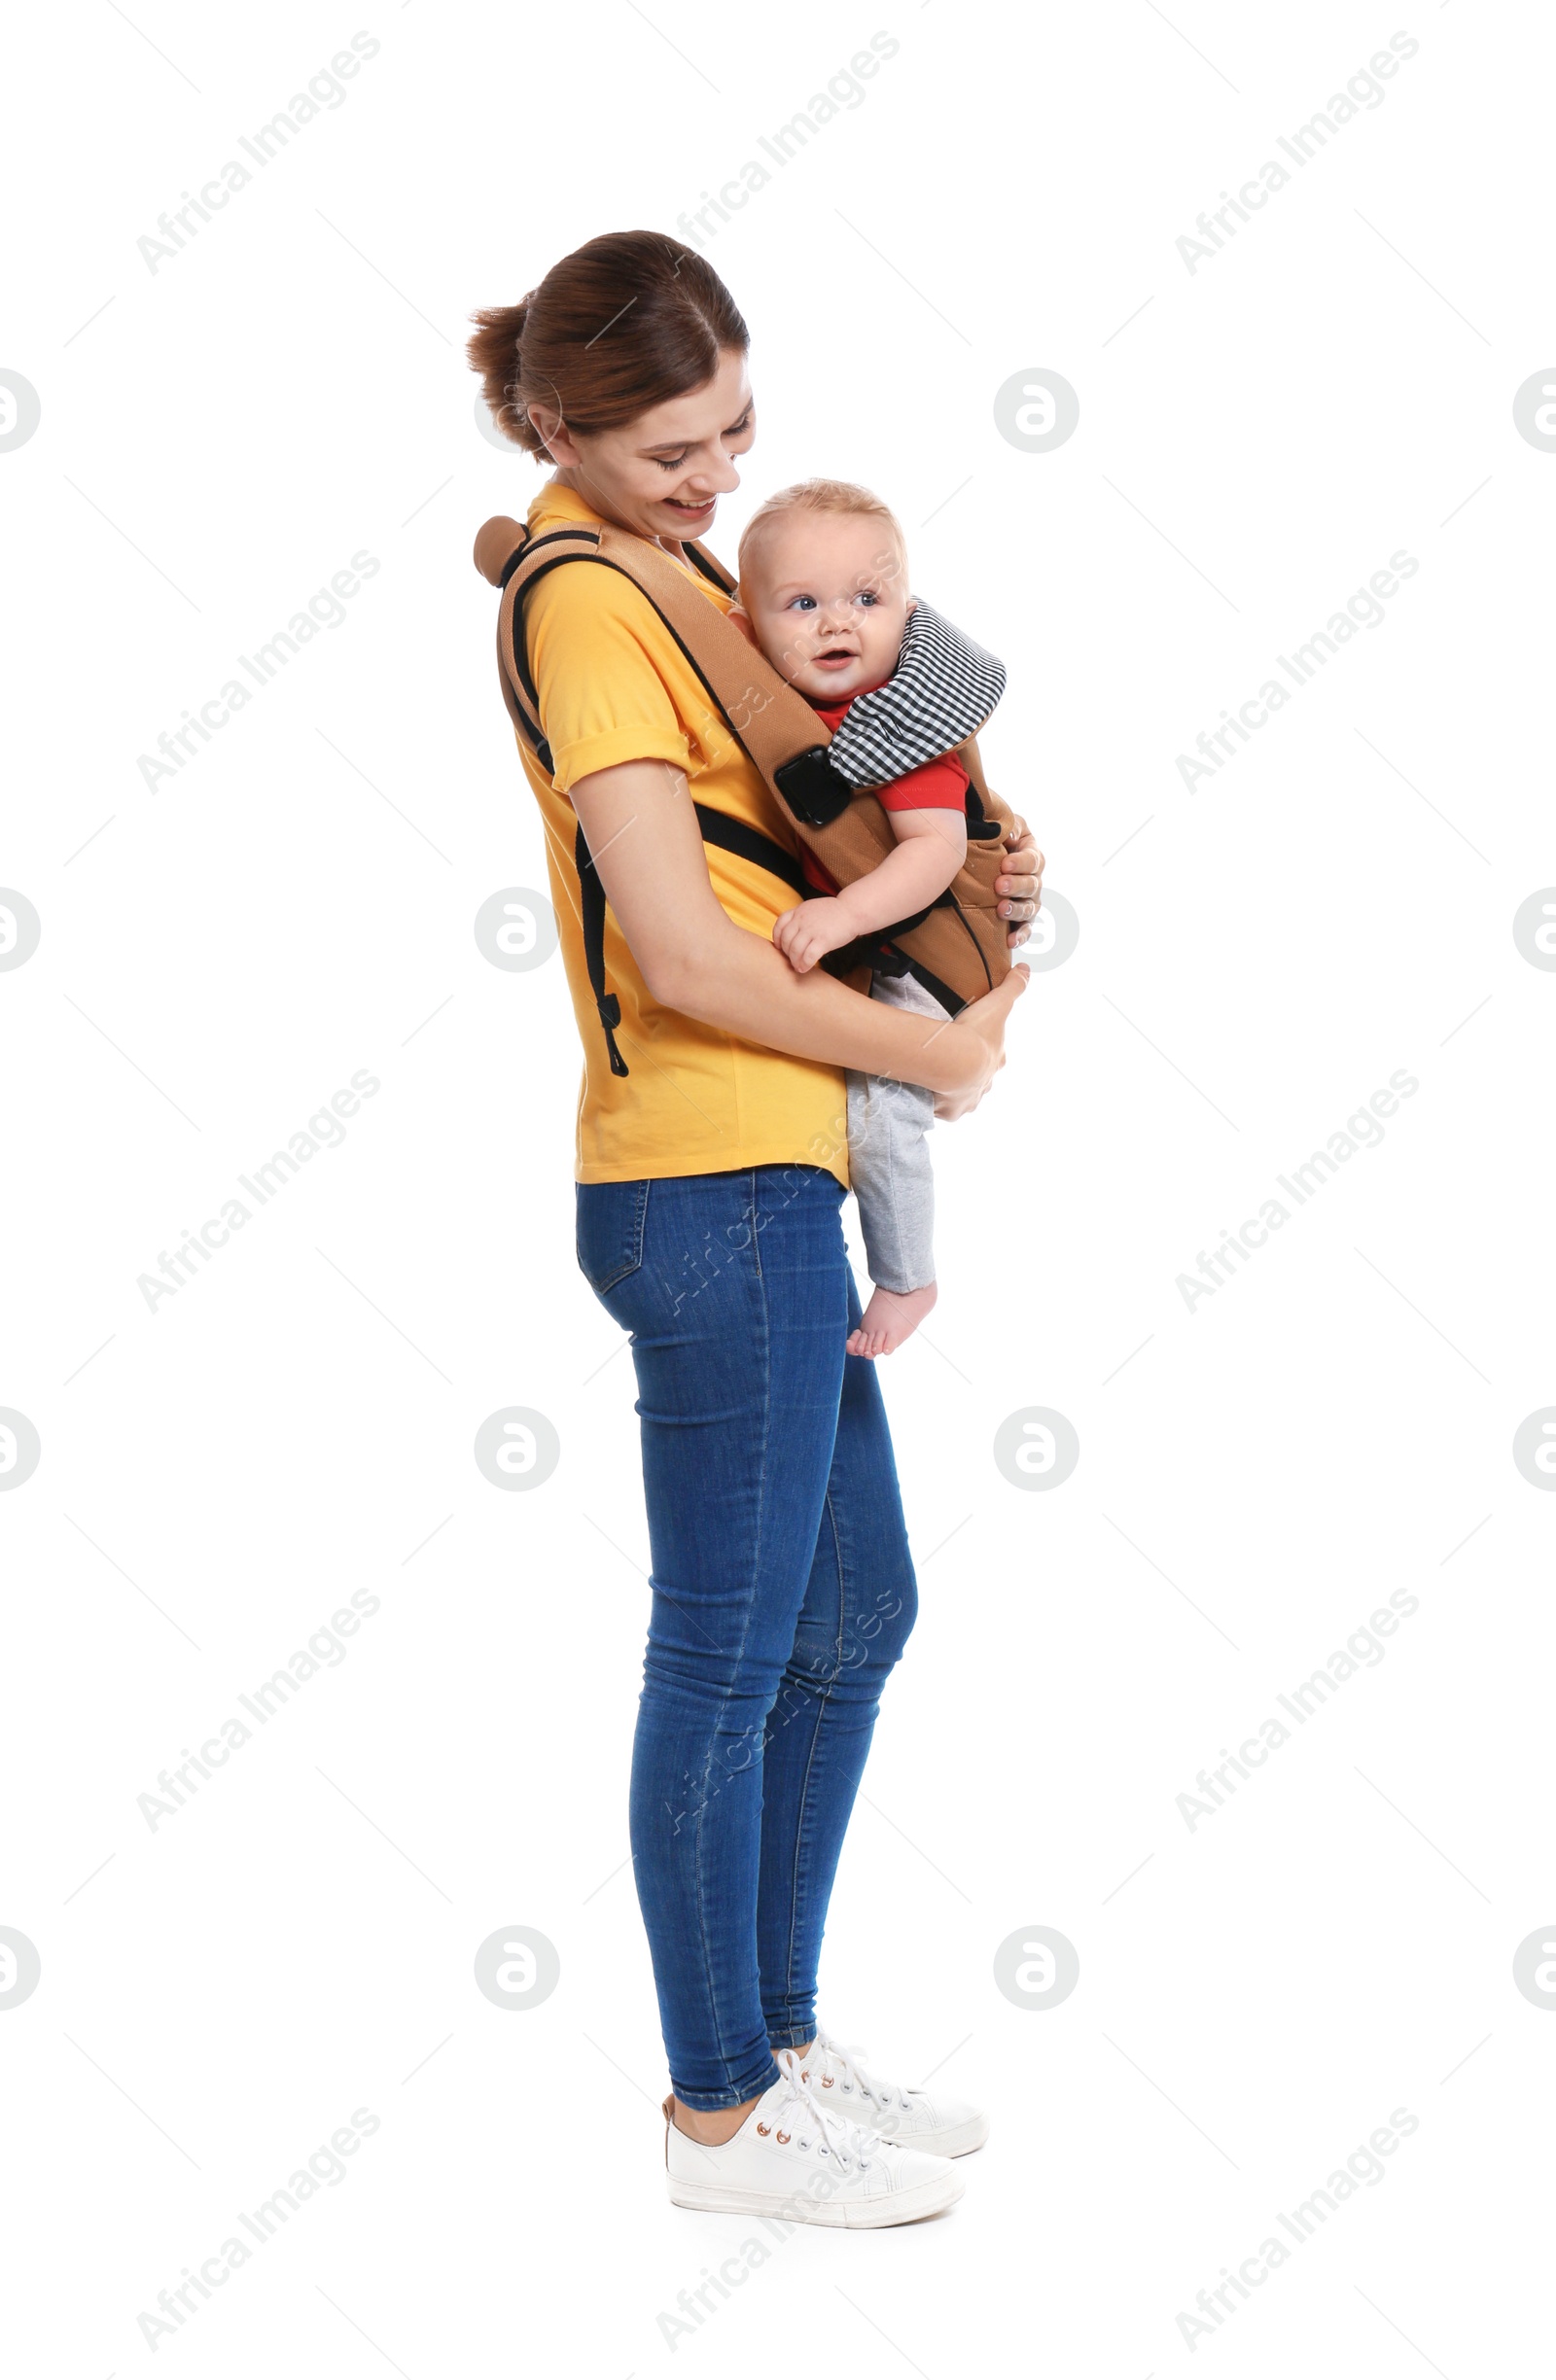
[512,480,850,1188]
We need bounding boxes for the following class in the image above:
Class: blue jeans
[576,1163,919,2109]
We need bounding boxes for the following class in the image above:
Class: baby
[731,478,976,1361]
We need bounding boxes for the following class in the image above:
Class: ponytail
[469,230,749,459]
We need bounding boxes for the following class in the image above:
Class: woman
[469,231,1042,2227]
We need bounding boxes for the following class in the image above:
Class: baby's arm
[773,806,968,974]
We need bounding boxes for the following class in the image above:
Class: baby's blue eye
[857,591,879,607]
[788,594,817,612]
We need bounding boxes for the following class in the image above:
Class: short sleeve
[526,561,693,793]
[873,752,971,813]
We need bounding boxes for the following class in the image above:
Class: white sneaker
[663,2060,965,2228]
[791,2027,990,2157]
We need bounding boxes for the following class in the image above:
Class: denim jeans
[576,1163,919,2109]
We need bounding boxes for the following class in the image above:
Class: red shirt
[797,681,971,895]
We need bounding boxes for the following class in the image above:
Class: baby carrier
[474,512,1017,1078]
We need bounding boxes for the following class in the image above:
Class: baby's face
[736,509,910,700]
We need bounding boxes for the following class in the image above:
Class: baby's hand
[773,896,859,973]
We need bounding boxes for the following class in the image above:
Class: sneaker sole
[667,2167,966,2227]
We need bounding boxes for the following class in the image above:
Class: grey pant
[845,967,945,1295]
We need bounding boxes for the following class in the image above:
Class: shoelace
[810,2027,924,2119]
[771,2048,883,2173]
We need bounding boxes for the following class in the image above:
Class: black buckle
[597,993,621,1030]
[774,748,853,828]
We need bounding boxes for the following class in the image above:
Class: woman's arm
[570,760,1025,1102]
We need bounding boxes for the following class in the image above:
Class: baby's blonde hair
[736,476,907,590]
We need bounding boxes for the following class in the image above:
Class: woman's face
[532,347,755,545]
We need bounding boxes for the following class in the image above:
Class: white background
[3,1,1553,2371]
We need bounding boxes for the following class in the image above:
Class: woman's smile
[662,493,717,523]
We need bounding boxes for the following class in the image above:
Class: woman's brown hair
[468,229,749,461]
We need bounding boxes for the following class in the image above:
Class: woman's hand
[996,815,1044,950]
[929,813,1042,1115]
[933,962,1031,1120]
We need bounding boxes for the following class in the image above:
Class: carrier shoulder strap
[473,515,1014,1071]
[572,816,627,1076]
[475,514,857,827]
[475,515,832,1078]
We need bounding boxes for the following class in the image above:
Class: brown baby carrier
[474,513,1016,1078]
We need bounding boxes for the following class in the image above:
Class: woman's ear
[528,403,580,467]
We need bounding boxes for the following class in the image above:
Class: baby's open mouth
[815,646,857,664]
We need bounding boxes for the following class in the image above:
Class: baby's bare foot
[846,1280,937,1358]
